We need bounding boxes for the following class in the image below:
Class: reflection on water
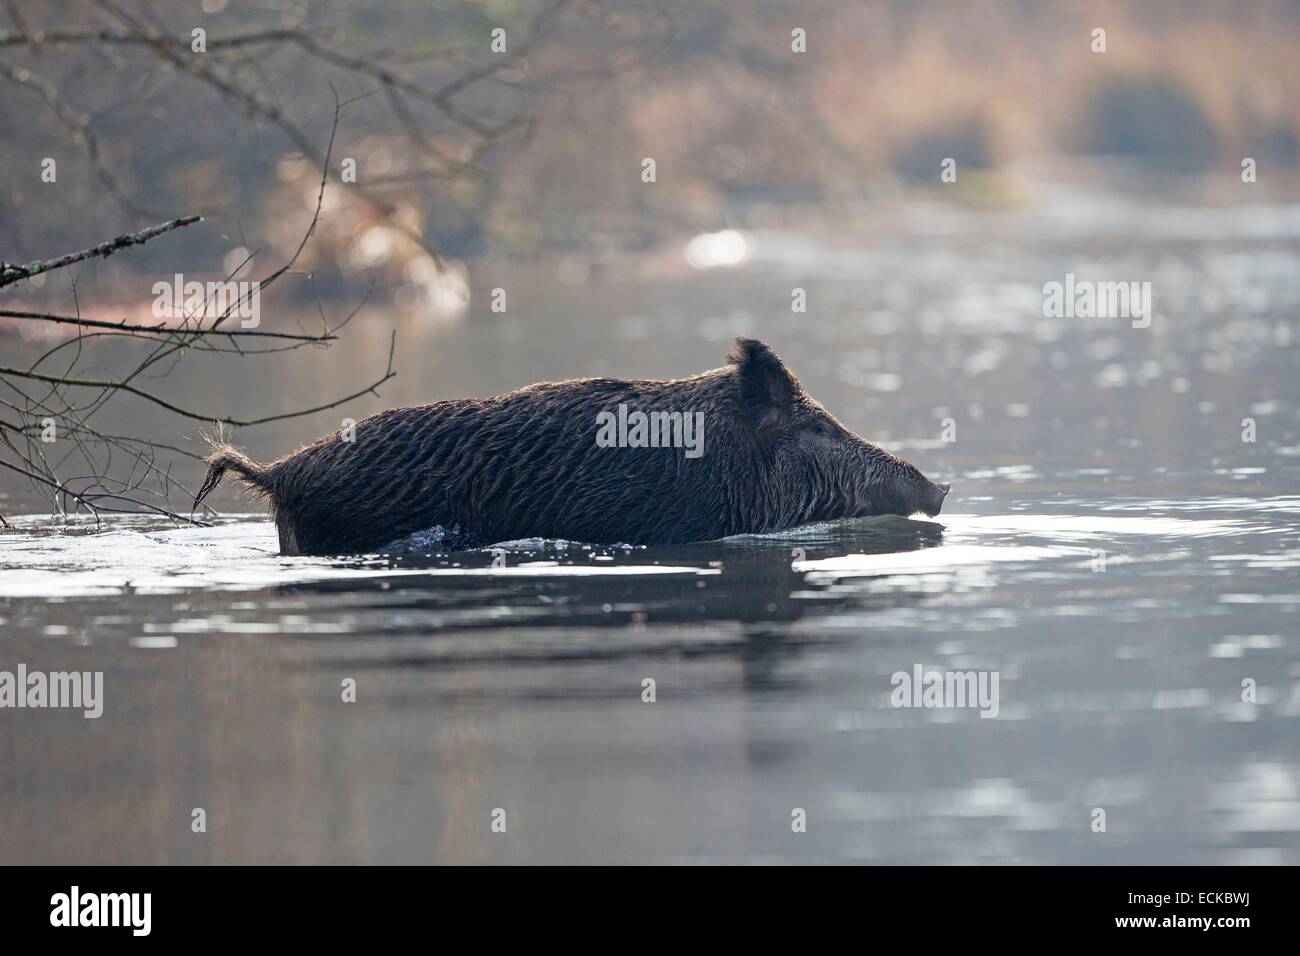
[1,485,1297,863]
[2,187,1299,863]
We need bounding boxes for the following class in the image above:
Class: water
[2,185,1299,863]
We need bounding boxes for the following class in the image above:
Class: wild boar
[194,337,950,554]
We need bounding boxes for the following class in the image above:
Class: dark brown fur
[195,338,950,555]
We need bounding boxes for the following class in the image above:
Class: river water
[1,184,1298,863]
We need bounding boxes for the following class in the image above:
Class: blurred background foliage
[2,0,1297,309]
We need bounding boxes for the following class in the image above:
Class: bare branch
[0,309,337,342]
[0,357,396,428]
[0,215,201,288]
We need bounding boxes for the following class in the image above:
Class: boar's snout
[921,480,951,517]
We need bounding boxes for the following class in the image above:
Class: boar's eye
[805,420,830,437]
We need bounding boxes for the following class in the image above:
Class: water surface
[2,186,1298,863]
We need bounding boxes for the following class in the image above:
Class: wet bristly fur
[195,338,949,555]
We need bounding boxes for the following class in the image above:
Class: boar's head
[729,338,950,523]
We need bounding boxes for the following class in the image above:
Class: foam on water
[2,495,1293,599]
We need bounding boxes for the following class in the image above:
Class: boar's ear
[729,337,797,428]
